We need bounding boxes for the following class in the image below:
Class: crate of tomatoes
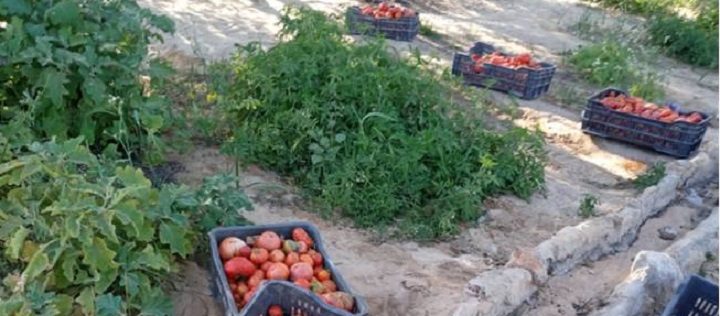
[346,2,420,42]
[209,221,368,316]
[451,42,557,100]
[581,87,710,158]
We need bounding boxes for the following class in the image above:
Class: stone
[658,226,678,240]
[505,248,548,284]
[456,268,537,316]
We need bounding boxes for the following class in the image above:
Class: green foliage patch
[0,0,176,164]
[218,7,547,240]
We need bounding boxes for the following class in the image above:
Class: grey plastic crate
[243,281,356,316]
[208,221,369,316]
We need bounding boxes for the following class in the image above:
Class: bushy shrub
[0,0,176,163]
[219,7,546,240]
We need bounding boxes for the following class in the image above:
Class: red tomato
[268,305,283,316]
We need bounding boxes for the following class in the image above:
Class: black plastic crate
[581,88,710,158]
[208,221,369,316]
[451,52,556,100]
[661,274,719,316]
[587,88,710,144]
[345,6,420,42]
[243,281,355,316]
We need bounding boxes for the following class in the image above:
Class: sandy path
[137,0,720,315]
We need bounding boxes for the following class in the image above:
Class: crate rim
[245,280,356,316]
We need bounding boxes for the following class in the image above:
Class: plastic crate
[208,221,369,316]
[581,88,710,158]
[661,274,719,316]
[242,281,355,316]
[345,6,420,42]
[451,52,556,100]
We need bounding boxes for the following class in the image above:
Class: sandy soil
[136,0,720,315]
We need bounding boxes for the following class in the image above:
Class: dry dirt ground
[137,0,720,315]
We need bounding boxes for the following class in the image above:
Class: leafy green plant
[0,137,252,315]
[0,0,176,164]
[647,13,718,68]
[579,194,600,218]
[568,39,665,101]
[218,7,546,240]
[632,161,666,190]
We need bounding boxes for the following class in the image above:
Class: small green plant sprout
[579,194,600,218]
[632,161,666,191]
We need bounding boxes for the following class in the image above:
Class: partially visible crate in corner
[661,274,718,316]
[345,6,420,42]
[581,87,710,158]
[208,221,369,316]
[450,41,557,100]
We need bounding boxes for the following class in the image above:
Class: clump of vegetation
[646,11,718,68]
[0,1,255,315]
[632,161,666,190]
[568,39,665,101]
[579,194,600,218]
[0,0,176,164]
[0,137,252,315]
[218,7,547,240]
[584,0,718,68]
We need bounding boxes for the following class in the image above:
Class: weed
[706,252,715,261]
[632,161,666,190]
[419,23,441,40]
[567,39,665,101]
[579,194,600,218]
[219,7,547,240]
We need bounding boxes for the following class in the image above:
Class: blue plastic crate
[581,87,710,158]
[345,6,420,42]
[208,221,369,316]
[243,281,356,316]
[661,274,719,316]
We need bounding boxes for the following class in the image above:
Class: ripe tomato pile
[469,51,541,73]
[219,228,355,313]
[599,92,703,124]
[360,2,417,19]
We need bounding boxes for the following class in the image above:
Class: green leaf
[95,294,123,316]
[159,222,191,257]
[45,0,80,26]
[81,237,118,272]
[7,226,29,260]
[76,287,95,314]
[21,249,49,282]
[63,217,80,239]
[38,68,69,107]
[94,268,117,293]
[120,272,140,297]
[136,245,170,272]
[114,201,145,238]
[52,294,73,315]
[3,0,31,15]
[0,295,25,315]
[116,166,152,190]
[139,288,172,316]
[58,251,79,286]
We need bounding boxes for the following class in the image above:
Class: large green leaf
[21,249,49,282]
[159,222,191,257]
[7,226,29,260]
[45,0,80,26]
[95,294,123,316]
[81,237,118,272]
[76,287,95,314]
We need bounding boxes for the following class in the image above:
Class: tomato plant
[219,7,546,240]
